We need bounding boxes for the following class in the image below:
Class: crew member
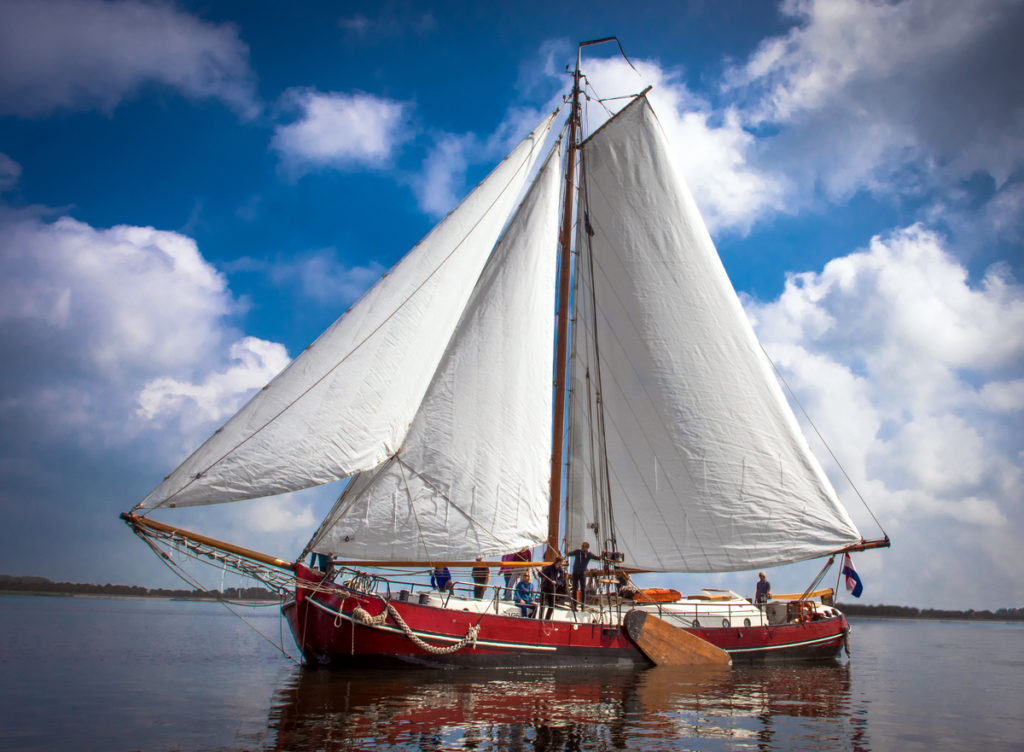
[566,542,602,609]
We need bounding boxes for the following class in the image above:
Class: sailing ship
[123,40,888,669]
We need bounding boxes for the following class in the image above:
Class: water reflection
[265,661,862,751]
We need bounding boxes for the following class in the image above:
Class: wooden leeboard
[624,610,732,666]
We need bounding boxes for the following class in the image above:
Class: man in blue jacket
[566,542,602,610]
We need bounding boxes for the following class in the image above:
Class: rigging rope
[758,342,889,537]
[132,528,300,665]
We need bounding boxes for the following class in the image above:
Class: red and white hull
[284,565,849,669]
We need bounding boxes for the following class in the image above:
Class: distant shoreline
[0,574,279,602]
[845,613,1024,625]
[3,574,1020,620]
[837,603,1024,622]
[0,590,282,603]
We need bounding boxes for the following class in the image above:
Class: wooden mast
[546,47,583,562]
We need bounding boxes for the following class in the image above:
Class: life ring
[797,601,814,623]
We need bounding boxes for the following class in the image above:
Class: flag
[843,553,863,598]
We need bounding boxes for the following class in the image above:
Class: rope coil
[347,603,480,655]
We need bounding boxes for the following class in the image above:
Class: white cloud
[0,0,257,118]
[272,89,412,172]
[748,223,1023,537]
[0,154,21,192]
[242,494,318,535]
[979,379,1024,413]
[582,58,788,234]
[411,133,474,216]
[0,205,310,579]
[728,0,1024,196]
[984,182,1024,241]
[0,215,231,377]
[137,336,289,425]
[0,210,299,463]
[745,222,1024,607]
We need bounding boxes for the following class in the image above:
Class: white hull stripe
[307,596,841,656]
[726,632,842,653]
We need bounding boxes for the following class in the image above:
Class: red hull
[285,566,849,669]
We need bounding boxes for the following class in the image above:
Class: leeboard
[624,610,732,666]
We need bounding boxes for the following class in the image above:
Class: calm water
[0,594,1021,751]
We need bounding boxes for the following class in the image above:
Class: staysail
[566,95,861,572]
[308,144,563,560]
[138,112,557,510]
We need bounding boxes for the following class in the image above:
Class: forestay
[308,144,563,560]
[138,112,557,510]
[566,96,860,572]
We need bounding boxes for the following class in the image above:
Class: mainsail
[308,144,562,560]
[566,96,861,572]
[138,112,557,510]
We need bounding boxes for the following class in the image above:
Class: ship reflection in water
[265,662,864,751]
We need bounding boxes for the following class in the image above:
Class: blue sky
[0,0,1022,611]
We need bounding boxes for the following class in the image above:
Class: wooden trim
[331,560,550,569]
[837,537,891,554]
[771,588,834,601]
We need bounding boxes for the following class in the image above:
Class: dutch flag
[843,553,864,598]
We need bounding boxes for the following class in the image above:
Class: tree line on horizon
[837,602,1024,621]
[0,574,278,601]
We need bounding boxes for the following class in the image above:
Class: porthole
[722,618,730,628]
[743,618,751,628]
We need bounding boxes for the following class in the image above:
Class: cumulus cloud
[0,215,230,378]
[578,57,788,234]
[0,205,311,583]
[728,0,1024,197]
[745,224,1024,604]
[0,0,258,118]
[272,89,413,172]
[979,379,1024,413]
[0,211,294,457]
[137,336,289,426]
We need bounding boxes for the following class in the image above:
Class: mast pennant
[137,112,558,510]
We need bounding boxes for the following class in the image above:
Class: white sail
[308,143,562,560]
[138,112,557,509]
[567,96,861,572]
